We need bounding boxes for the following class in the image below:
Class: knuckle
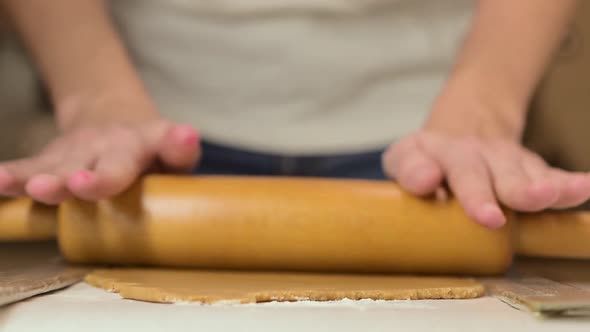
[109,125,143,144]
[387,136,418,158]
[458,136,482,151]
[382,144,399,164]
[75,126,100,140]
[34,152,57,166]
[383,146,415,176]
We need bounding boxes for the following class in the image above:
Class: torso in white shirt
[110,0,474,155]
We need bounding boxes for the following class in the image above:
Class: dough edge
[85,269,485,305]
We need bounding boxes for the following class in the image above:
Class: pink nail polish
[183,133,198,145]
[73,171,93,183]
[177,126,199,145]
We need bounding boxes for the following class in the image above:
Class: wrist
[424,77,527,141]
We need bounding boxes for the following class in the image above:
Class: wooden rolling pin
[57,176,514,276]
[0,198,56,241]
[4,175,586,275]
[517,211,590,259]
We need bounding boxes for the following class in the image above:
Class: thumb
[157,124,201,173]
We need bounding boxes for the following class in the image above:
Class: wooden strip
[483,277,590,316]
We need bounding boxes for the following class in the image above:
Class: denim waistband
[194,141,387,180]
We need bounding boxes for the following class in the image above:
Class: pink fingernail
[72,171,93,184]
[183,133,198,145]
[176,126,199,145]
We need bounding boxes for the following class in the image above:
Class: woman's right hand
[0,102,200,205]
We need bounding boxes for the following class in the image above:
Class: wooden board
[0,242,87,306]
[513,257,590,292]
[483,277,590,316]
[482,258,590,317]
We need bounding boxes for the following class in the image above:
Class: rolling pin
[517,211,590,259]
[6,175,584,276]
[57,176,514,276]
[0,198,56,241]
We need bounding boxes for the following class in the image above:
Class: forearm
[2,0,157,130]
[428,0,578,138]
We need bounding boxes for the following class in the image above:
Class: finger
[0,157,54,197]
[0,138,69,198]
[25,148,96,205]
[438,148,506,229]
[484,150,557,212]
[24,174,70,205]
[0,168,13,196]
[67,143,146,201]
[382,137,443,196]
[548,170,590,209]
[157,125,201,173]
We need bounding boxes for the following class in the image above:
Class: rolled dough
[516,211,590,259]
[85,268,485,304]
[58,175,514,275]
[0,198,56,241]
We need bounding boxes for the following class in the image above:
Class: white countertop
[1,283,589,332]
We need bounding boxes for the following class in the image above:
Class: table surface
[1,282,589,332]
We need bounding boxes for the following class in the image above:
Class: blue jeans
[194,141,387,180]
